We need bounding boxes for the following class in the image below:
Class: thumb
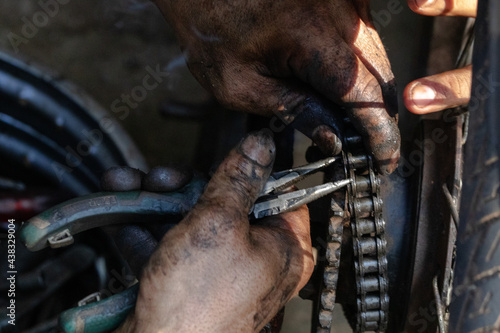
[198,130,276,216]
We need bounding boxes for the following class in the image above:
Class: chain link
[345,136,389,332]
[315,132,389,332]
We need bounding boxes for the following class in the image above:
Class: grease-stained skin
[151,0,400,174]
[114,131,314,333]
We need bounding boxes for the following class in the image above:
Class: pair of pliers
[252,156,350,218]
[20,157,350,252]
[24,157,350,333]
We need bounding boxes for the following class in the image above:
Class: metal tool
[20,176,207,252]
[261,157,338,195]
[252,178,351,219]
[42,156,348,333]
[21,157,350,252]
[252,156,351,219]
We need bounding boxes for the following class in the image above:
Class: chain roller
[344,136,389,332]
[315,129,389,332]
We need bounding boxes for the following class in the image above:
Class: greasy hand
[405,0,476,114]
[153,0,400,174]
[117,131,314,333]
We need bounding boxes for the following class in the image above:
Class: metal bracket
[78,292,102,307]
[48,229,74,248]
[433,276,446,333]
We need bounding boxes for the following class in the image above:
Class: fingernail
[411,83,436,108]
[414,0,435,8]
[385,150,401,174]
[312,125,342,156]
[380,166,391,176]
[239,130,275,167]
[380,161,398,176]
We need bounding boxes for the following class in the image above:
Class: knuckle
[212,86,233,107]
[212,73,256,111]
[349,75,381,102]
[447,72,472,98]
[230,169,255,194]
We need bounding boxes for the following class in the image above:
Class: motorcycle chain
[316,133,389,332]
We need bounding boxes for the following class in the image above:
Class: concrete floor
[0,0,430,331]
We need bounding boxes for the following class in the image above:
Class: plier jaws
[252,178,351,219]
[252,157,351,219]
[262,156,339,195]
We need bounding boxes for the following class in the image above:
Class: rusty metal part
[313,125,389,332]
[344,138,389,332]
[315,197,345,333]
[433,276,446,333]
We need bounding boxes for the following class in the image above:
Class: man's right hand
[115,131,314,333]
[152,0,401,174]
